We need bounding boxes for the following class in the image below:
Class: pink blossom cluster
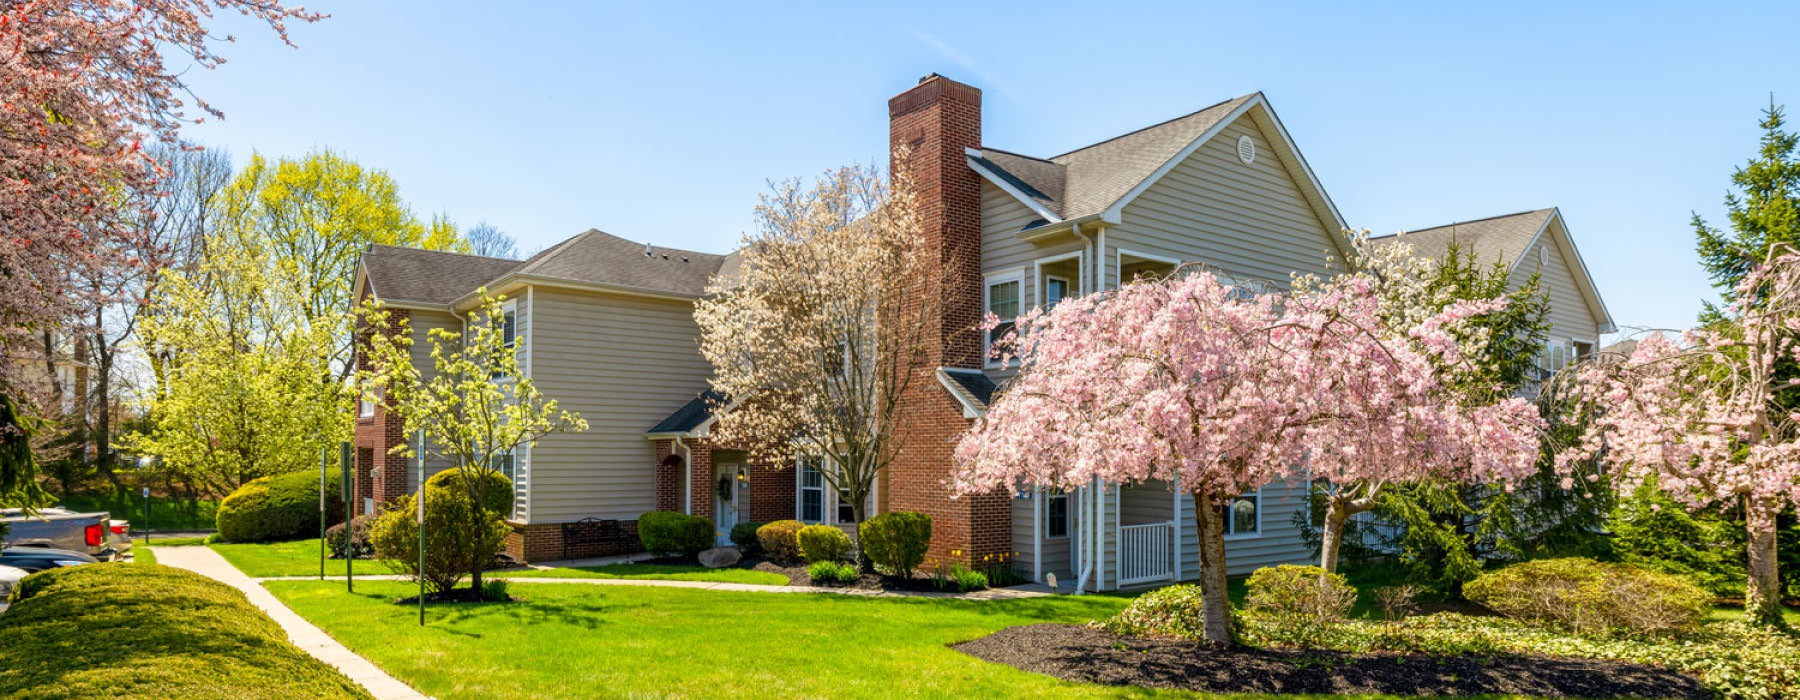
[1558,253,1800,518]
[952,269,1543,502]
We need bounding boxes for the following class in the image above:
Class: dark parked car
[0,547,100,573]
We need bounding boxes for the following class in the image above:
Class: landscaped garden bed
[955,623,1709,699]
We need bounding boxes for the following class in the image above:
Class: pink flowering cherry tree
[953,268,1541,643]
[1557,248,1800,627]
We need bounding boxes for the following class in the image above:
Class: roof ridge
[1047,93,1253,161]
[367,243,523,264]
[1400,207,1555,236]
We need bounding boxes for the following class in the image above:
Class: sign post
[141,487,150,545]
[341,442,353,592]
[417,429,426,626]
[319,448,327,580]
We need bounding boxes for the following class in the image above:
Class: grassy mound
[0,564,370,699]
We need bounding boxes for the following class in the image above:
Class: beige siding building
[353,75,1617,588]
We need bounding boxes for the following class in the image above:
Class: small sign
[141,487,150,498]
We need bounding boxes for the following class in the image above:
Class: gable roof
[492,229,729,300]
[1376,208,1557,269]
[966,92,1346,238]
[1373,207,1616,334]
[936,367,998,419]
[358,245,524,306]
[360,229,731,311]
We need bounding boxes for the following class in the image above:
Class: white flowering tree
[358,291,586,592]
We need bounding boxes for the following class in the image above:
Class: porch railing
[1118,521,1176,586]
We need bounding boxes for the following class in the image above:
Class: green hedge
[637,511,713,557]
[797,524,853,563]
[859,511,931,577]
[0,564,370,699]
[215,470,343,543]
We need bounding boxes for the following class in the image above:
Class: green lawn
[210,538,388,578]
[268,581,1435,700]
[144,536,210,547]
[131,547,155,565]
[57,493,219,532]
[493,563,788,586]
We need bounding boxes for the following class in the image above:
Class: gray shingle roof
[509,229,729,298]
[361,229,730,309]
[647,390,725,435]
[360,246,523,305]
[971,94,1256,221]
[1372,208,1556,269]
[940,367,997,408]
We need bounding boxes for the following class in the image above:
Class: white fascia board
[965,148,1063,224]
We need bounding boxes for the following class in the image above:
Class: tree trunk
[1745,497,1784,627]
[1191,491,1234,644]
[1317,489,1368,572]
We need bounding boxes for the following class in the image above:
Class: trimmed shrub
[371,476,512,594]
[807,560,858,585]
[757,520,804,563]
[1464,557,1710,636]
[637,511,713,558]
[859,511,931,578]
[729,521,765,553]
[1097,584,1207,639]
[0,564,370,699]
[426,467,514,515]
[797,524,853,563]
[1244,564,1358,647]
[325,515,375,559]
[215,470,343,543]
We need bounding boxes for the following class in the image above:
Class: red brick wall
[505,520,641,563]
[352,307,410,517]
[652,437,796,527]
[884,74,1010,565]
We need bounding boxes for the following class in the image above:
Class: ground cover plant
[0,564,368,699]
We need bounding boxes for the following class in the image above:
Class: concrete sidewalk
[152,546,429,700]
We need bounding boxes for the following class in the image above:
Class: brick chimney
[889,73,983,369]
[885,74,1009,569]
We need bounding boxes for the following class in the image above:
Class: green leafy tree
[1695,99,1800,311]
[125,241,347,496]
[358,291,586,593]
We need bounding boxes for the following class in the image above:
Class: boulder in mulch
[697,547,742,569]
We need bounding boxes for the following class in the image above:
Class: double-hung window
[799,457,825,523]
[1221,490,1260,537]
[1044,276,1070,308]
[489,307,518,379]
[984,273,1022,365]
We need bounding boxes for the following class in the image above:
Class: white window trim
[1221,487,1263,540]
[982,268,1026,368]
[793,455,875,526]
[1115,248,1182,285]
[1033,250,1085,306]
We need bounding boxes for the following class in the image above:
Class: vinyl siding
[522,286,713,523]
[1105,117,1344,288]
[405,309,462,492]
[1010,490,1076,584]
[1512,224,1603,345]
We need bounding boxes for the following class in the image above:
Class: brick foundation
[505,519,643,563]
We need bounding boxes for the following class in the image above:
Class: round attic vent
[1539,246,1549,266]
[1236,135,1256,164]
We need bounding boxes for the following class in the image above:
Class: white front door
[714,462,748,546]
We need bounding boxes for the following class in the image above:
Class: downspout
[675,435,693,516]
[1074,484,1092,594]
[1098,479,1107,591]
[1096,226,1108,290]
[1071,223,1092,295]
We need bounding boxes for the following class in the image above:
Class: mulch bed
[954,624,1709,699]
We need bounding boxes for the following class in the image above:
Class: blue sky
[183,1,1800,337]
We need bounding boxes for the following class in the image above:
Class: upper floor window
[501,308,517,350]
[1044,276,1070,307]
[1045,490,1069,538]
[984,273,1022,365]
[359,387,380,419]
